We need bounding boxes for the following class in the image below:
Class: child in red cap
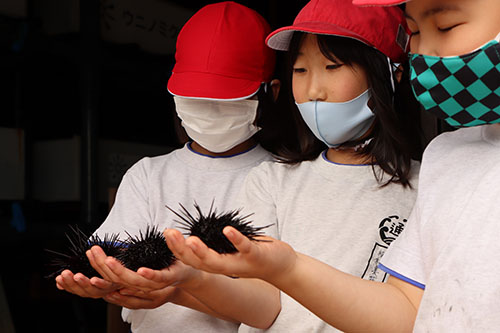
[270,0,500,331]
[55,2,280,332]
[160,0,500,332]
[159,0,423,331]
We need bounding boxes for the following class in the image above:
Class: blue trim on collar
[86,240,129,248]
[378,263,426,290]
[321,150,373,166]
[187,142,258,158]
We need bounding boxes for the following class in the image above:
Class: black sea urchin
[116,225,176,272]
[46,225,126,279]
[167,201,270,254]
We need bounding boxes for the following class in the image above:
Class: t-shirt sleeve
[379,196,427,290]
[236,162,279,239]
[93,159,152,240]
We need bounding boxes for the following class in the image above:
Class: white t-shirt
[380,124,500,332]
[237,151,420,332]
[95,143,273,333]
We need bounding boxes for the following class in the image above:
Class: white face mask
[174,96,261,153]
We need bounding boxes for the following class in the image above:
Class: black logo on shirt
[361,215,408,282]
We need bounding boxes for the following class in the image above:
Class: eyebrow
[405,4,461,21]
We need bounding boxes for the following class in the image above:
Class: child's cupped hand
[104,285,179,309]
[86,245,202,293]
[55,269,119,299]
[164,227,298,284]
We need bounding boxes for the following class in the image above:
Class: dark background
[0,0,308,332]
[0,0,444,332]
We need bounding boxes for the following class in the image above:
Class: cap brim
[266,23,370,51]
[352,0,408,6]
[167,72,261,101]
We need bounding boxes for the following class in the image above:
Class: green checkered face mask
[409,36,500,127]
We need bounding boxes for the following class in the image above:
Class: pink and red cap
[168,1,276,100]
[266,0,410,63]
[352,0,408,6]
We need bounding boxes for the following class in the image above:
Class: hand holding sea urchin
[166,201,271,254]
[46,225,126,279]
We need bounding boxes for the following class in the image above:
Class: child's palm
[166,227,297,281]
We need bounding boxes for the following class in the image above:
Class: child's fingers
[136,267,156,280]
[56,270,115,298]
[137,266,176,287]
[136,267,174,287]
[58,270,98,297]
[87,246,113,280]
[88,246,121,282]
[186,237,240,275]
[59,270,82,293]
[55,270,76,291]
[168,228,250,276]
[104,292,151,309]
[104,256,138,283]
[164,229,188,257]
[166,231,205,268]
[223,226,253,254]
[88,276,115,290]
[163,228,183,242]
[185,236,226,271]
[185,236,210,258]
[103,258,144,287]
[73,272,92,286]
[104,257,167,292]
[105,287,175,309]
[74,274,109,298]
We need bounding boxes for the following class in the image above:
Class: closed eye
[326,64,342,70]
[438,23,461,32]
[293,68,306,73]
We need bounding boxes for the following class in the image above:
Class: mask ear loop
[495,32,500,43]
[387,56,396,93]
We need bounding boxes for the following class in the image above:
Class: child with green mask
[160,0,500,331]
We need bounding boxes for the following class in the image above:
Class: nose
[306,76,328,102]
[415,44,439,57]
[410,35,439,57]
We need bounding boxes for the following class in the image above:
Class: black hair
[277,32,423,187]
[254,81,297,155]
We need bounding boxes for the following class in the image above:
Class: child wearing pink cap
[159,0,500,332]
[55,2,280,332]
[274,0,500,331]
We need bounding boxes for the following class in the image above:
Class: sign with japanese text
[101,0,194,55]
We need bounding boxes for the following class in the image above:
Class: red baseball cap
[266,0,410,63]
[167,1,276,100]
[353,0,408,5]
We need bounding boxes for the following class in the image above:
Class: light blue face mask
[296,89,375,148]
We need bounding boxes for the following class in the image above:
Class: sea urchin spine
[166,201,271,254]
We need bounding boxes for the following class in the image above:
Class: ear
[395,64,404,83]
[270,79,281,102]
